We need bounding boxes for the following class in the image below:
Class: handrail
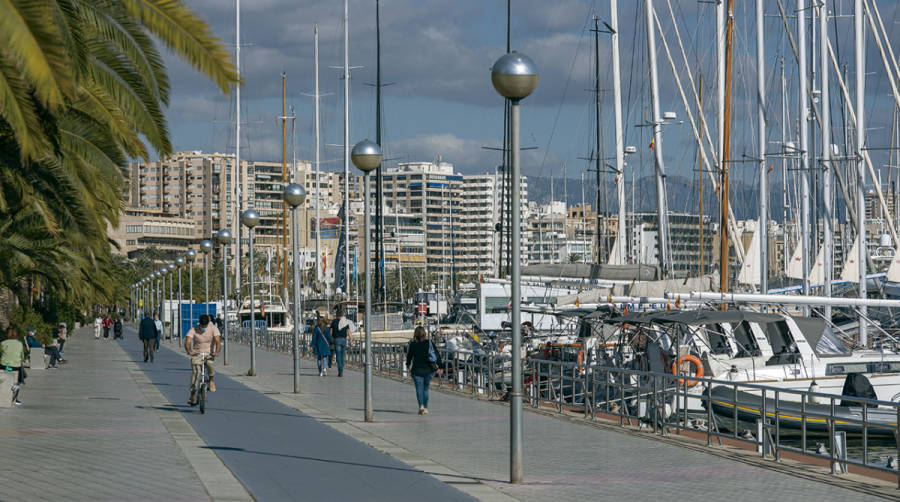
[233,328,900,484]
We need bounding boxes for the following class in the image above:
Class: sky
[163,0,900,218]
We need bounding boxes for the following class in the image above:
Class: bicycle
[196,353,213,414]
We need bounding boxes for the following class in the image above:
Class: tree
[0,0,238,318]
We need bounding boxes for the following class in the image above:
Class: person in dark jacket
[311,317,333,376]
[405,326,443,415]
[25,327,62,367]
[138,313,159,362]
[113,318,123,339]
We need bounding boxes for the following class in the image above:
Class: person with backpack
[329,306,354,377]
[1,327,26,404]
[311,317,333,376]
[404,326,443,415]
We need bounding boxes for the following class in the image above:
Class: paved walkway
[0,328,249,502]
[209,341,898,502]
[118,329,473,502]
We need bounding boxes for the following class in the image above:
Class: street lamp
[167,263,176,341]
[241,208,261,376]
[283,183,307,394]
[200,239,213,318]
[491,50,538,485]
[175,256,186,340]
[352,138,382,423]
[158,268,167,322]
[215,229,233,365]
[186,248,197,326]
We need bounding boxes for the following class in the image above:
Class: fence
[231,328,900,485]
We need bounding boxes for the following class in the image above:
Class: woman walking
[311,317,333,376]
[405,327,443,415]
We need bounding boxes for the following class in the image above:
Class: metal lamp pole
[491,51,539,485]
[186,249,197,326]
[158,268,167,322]
[175,257,186,340]
[283,183,307,393]
[241,209,261,375]
[216,229,233,365]
[167,263,176,341]
[200,240,213,318]
[352,139,382,423]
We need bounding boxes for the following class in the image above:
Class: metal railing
[234,330,900,485]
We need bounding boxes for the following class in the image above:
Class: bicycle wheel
[199,383,206,414]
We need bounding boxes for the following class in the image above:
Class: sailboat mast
[699,75,705,276]
[819,1,832,319]
[375,0,385,302]
[343,0,350,296]
[756,0,767,293]
[644,0,672,277]
[594,17,603,263]
[611,0,626,265]
[855,0,867,346]
[798,0,811,303]
[314,24,321,284]
[781,58,789,280]
[234,0,242,302]
[282,73,288,295]
[719,0,734,295]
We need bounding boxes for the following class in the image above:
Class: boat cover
[606,309,782,326]
[522,263,660,281]
[840,373,878,407]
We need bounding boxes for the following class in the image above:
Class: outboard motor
[840,373,877,407]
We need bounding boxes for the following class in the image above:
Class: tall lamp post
[241,209,261,376]
[186,249,197,326]
[352,139,382,423]
[200,240,213,318]
[215,229,233,365]
[283,183,307,394]
[167,263,176,341]
[175,256,186,340]
[491,51,539,485]
[158,268,168,322]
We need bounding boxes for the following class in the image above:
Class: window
[825,363,869,376]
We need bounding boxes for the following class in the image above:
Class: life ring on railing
[576,349,585,375]
[672,354,704,387]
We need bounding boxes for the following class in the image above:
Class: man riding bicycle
[184,314,221,406]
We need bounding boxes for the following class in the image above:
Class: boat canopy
[606,309,783,326]
[793,317,849,356]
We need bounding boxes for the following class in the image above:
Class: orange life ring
[576,349,585,374]
[671,354,704,387]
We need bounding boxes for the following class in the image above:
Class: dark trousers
[44,347,60,365]
[57,339,65,352]
[5,366,25,385]
[333,338,347,374]
[142,338,155,362]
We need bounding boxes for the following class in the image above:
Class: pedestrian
[311,317,332,376]
[1,327,26,404]
[113,318,123,339]
[55,323,67,354]
[94,316,102,339]
[405,326,443,415]
[25,327,62,368]
[138,312,159,362]
[153,313,163,351]
[330,306,354,377]
[215,313,224,333]
[103,316,112,338]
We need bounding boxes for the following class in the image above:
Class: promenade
[0,326,896,501]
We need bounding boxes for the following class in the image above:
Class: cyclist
[184,314,221,406]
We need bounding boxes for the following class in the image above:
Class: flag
[323,249,327,274]
[352,246,358,284]
[649,138,655,150]
[333,203,347,294]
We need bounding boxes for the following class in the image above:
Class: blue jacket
[311,326,332,357]
[25,335,42,348]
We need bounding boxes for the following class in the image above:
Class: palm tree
[0,0,238,313]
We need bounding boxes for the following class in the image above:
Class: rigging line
[534,10,592,181]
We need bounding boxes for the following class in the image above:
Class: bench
[0,373,13,408]
[29,347,47,370]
